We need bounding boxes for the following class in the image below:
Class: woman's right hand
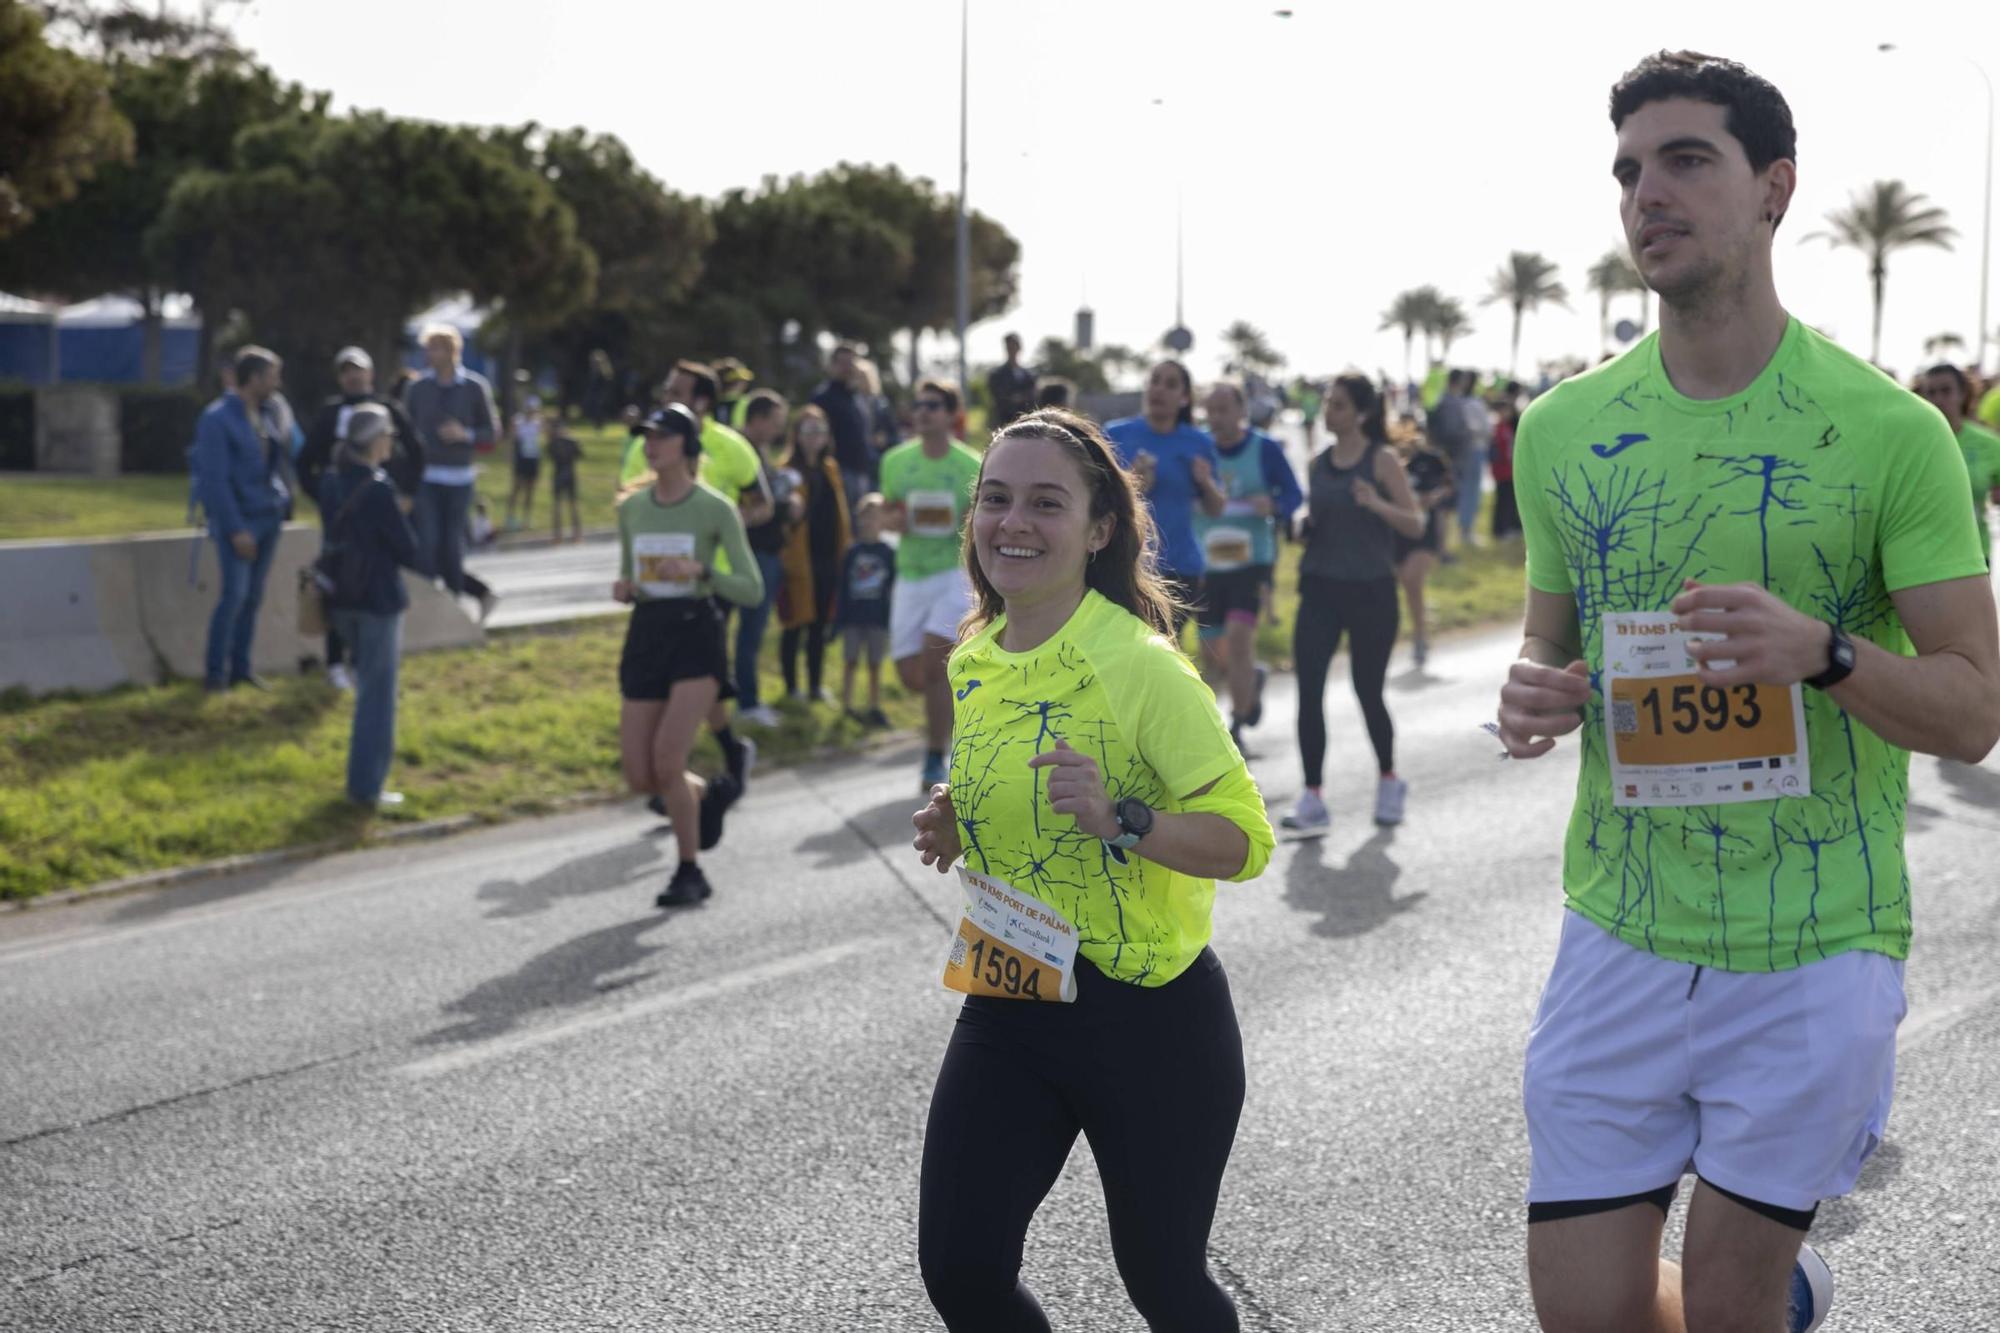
[912,784,963,873]
[612,579,634,604]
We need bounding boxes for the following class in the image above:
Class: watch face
[1117,797,1154,835]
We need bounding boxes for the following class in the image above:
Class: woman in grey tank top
[1283,374,1427,834]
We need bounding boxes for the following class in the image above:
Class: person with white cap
[301,345,426,688]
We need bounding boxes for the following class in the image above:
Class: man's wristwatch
[1106,796,1154,850]
[1804,622,1857,691]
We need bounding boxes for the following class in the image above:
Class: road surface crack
[1,1045,376,1150]
[12,1215,245,1287]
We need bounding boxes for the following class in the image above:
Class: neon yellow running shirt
[947,591,1275,985]
[1515,318,1985,972]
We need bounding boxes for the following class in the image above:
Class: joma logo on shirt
[955,679,983,701]
[1589,433,1652,459]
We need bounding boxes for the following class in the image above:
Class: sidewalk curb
[5,726,927,914]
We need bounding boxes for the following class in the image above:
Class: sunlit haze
[221,0,2000,383]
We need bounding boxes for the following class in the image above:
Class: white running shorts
[891,566,971,662]
[1524,909,1904,1213]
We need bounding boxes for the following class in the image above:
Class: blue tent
[0,293,199,386]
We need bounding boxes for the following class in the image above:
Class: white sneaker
[1787,1242,1833,1333]
[1280,789,1329,831]
[1374,776,1408,826]
[738,705,781,728]
[327,664,355,692]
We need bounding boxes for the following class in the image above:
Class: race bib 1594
[941,867,1078,1003]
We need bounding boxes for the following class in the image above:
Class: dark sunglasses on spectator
[916,399,949,410]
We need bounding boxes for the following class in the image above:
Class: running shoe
[327,664,355,692]
[655,862,712,909]
[737,704,781,729]
[864,707,891,729]
[476,588,500,624]
[698,774,740,850]
[920,752,949,791]
[1786,1242,1833,1333]
[1244,664,1268,728]
[1374,776,1409,826]
[1280,789,1329,831]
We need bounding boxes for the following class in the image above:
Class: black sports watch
[1106,796,1155,850]
[1804,622,1856,691]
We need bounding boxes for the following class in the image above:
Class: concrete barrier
[0,524,483,695]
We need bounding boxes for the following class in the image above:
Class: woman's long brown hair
[958,408,1183,641]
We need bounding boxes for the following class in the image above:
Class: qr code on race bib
[948,936,967,968]
[1611,699,1638,734]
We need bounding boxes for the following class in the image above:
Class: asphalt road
[6,624,2000,1331]
[465,537,626,630]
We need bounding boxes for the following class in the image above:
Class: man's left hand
[1672,579,1830,687]
[1027,739,1119,840]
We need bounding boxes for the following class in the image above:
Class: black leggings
[780,622,827,695]
[1293,573,1398,786]
[919,949,1245,1332]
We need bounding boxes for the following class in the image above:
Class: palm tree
[1221,319,1286,377]
[1586,249,1645,353]
[1804,180,1956,364]
[1380,286,1441,380]
[1482,251,1569,376]
[1430,297,1473,360]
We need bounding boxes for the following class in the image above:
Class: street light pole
[1881,42,1994,369]
[955,0,970,394]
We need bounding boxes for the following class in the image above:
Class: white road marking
[395,934,903,1079]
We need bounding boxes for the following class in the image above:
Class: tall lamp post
[954,0,970,393]
[1881,42,1995,370]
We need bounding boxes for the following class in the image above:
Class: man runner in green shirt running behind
[1494,51,2000,1333]
[878,378,982,792]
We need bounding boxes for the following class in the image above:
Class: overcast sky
[218,0,2000,383]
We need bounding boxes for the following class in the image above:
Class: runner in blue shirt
[1106,359,1228,638]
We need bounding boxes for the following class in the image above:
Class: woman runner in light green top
[612,406,763,908]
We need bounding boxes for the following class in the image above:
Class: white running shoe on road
[1787,1242,1833,1333]
[1281,789,1329,831]
[1374,776,1408,826]
[327,664,355,692]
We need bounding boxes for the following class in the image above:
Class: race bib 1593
[1601,611,1809,808]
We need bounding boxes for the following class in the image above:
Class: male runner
[878,378,982,791]
[1495,51,2000,1333]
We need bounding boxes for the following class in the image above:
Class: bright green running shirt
[879,437,982,579]
[1956,420,2000,566]
[1515,318,1986,972]
[947,591,1275,985]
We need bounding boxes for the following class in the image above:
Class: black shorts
[1196,564,1269,633]
[513,456,542,483]
[1394,509,1446,563]
[551,470,577,497]
[619,599,727,701]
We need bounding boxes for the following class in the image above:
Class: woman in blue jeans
[318,405,423,807]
